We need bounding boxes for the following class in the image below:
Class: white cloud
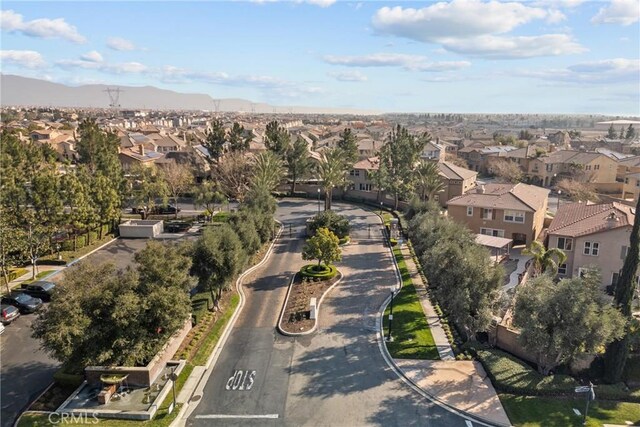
[106,37,137,51]
[532,0,585,8]
[0,50,46,68]
[0,9,86,43]
[248,0,336,6]
[514,58,640,84]
[414,61,471,71]
[56,57,147,74]
[328,70,368,82]
[80,50,103,63]
[370,1,585,59]
[591,0,639,26]
[323,53,428,68]
[442,34,586,59]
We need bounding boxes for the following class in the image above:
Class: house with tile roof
[526,150,618,187]
[447,183,549,245]
[436,161,477,207]
[547,202,637,290]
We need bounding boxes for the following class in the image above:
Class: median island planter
[279,265,342,335]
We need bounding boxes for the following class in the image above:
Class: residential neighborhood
[1,1,639,427]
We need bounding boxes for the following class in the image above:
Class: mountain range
[0,74,380,115]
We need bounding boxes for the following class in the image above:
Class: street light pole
[317,188,321,213]
[557,190,562,211]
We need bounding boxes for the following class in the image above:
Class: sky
[0,0,639,115]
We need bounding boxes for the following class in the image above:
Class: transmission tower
[251,103,256,114]
[104,88,123,111]
[212,100,221,114]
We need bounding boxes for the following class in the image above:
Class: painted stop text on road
[225,370,256,391]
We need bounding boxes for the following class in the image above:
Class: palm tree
[522,241,567,277]
[316,148,347,210]
[250,151,285,193]
[415,161,445,201]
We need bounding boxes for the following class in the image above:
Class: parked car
[20,281,56,301]
[0,304,20,324]
[152,205,181,214]
[131,206,147,214]
[1,293,43,314]
[165,221,191,233]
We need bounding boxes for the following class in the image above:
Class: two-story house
[437,161,477,207]
[527,150,618,187]
[421,141,446,162]
[547,202,636,290]
[447,183,549,245]
[457,145,519,173]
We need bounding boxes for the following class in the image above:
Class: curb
[276,271,344,337]
[12,383,56,427]
[374,212,511,427]
[42,237,120,281]
[171,221,284,426]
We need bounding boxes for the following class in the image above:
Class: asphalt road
[187,199,472,427]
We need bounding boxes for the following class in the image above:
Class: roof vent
[478,185,485,194]
[606,212,620,228]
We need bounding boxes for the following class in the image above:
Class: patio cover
[474,234,512,249]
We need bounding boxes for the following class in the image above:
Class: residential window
[585,165,592,171]
[504,210,525,223]
[480,228,505,238]
[349,170,360,177]
[467,206,473,216]
[558,263,567,275]
[557,237,573,251]
[546,164,553,172]
[583,241,599,256]
[636,179,640,188]
[621,246,629,260]
[359,183,372,192]
[594,165,600,170]
[482,208,493,220]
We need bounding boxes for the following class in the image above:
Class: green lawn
[383,247,439,360]
[211,211,230,222]
[500,393,640,427]
[191,293,240,366]
[21,270,56,285]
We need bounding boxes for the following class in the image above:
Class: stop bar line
[195,414,279,419]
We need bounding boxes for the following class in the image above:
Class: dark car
[20,280,56,301]
[131,206,147,214]
[1,293,43,314]
[0,304,20,324]
[165,221,191,233]
[152,205,181,215]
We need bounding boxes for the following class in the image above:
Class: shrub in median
[300,264,338,280]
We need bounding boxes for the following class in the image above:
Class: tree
[160,161,193,219]
[127,163,168,216]
[228,122,251,153]
[203,119,226,162]
[286,137,312,194]
[316,148,347,210]
[626,124,636,140]
[302,227,341,267]
[213,152,251,201]
[336,128,359,169]
[307,210,350,239]
[191,225,246,307]
[250,151,285,194]
[514,273,625,375]
[415,161,445,201]
[378,125,428,210]
[76,119,124,187]
[620,127,626,139]
[606,124,616,139]
[489,158,523,183]
[91,173,123,237]
[228,212,261,255]
[194,180,226,217]
[264,121,291,157]
[32,246,192,367]
[518,130,534,141]
[556,178,599,202]
[522,240,567,277]
[604,196,640,383]
[0,209,22,293]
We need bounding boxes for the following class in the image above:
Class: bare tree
[213,152,251,202]
[489,158,523,183]
[556,178,599,203]
[160,161,193,218]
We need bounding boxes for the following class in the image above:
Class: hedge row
[300,264,338,280]
[2,268,28,284]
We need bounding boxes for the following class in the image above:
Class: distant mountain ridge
[0,74,380,115]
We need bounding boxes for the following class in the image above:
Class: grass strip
[383,247,439,360]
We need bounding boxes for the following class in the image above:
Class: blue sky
[1,0,639,114]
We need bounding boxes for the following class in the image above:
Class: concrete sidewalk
[390,242,512,426]
[3,265,63,291]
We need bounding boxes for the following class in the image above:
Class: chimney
[138,144,145,156]
[478,185,485,194]
[606,212,619,228]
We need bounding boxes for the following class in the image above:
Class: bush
[53,368,83,388]
[470,345,579,396]
[37,260,67,266]
[300,264,338,280]
[389,238,398,247]
[2,268,28,284]
[191,290,213,325]
[338,236,350,245]
[307,210,350,239]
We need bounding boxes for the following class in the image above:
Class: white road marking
[465,421,473,427]
[195,414,279,419]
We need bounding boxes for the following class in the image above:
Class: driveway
[186,199,473,426]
